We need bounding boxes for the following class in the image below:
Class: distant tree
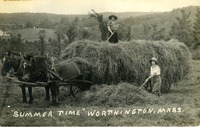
[143,23,169,41]
[16,33,24,51]
[118,23,132,41]
[17,34,22,43]
[150,24,169,41]
[143,23,151,40]
[47,38,60,57]
[39,19,52,28]
[17,24,24,29]
[60,17,70,25]
[193,7,200,49]
[0,38,8,58]
[2,35,24,53]
[25,21,34,28]
[82,17,85,22]
[74,17,80,23]
[62,21,78,44]
[169,10,193,46]
[39,30,46,55]
[54,27,62,57]
[89,9,108,41]
[57,32,61,56]
[78,28,91,40]
[127,24,132,41]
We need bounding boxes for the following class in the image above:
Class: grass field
[10,28,57,42]
[0,60,200,126]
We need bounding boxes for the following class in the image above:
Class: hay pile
[82,83,158,107]
[61,39,191,92]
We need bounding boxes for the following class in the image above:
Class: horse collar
[13,57,24,76]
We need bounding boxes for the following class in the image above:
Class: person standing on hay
[144,57,162,96]
[107,15,119,43]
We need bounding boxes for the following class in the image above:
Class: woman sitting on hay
[145,57,161,96]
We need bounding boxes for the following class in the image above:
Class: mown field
[0,60,200,126]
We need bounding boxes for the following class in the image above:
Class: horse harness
[3,52,26,77]
[3,52,54,82]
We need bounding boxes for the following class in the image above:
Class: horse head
[1,51,27,79]
[1,52,14,76]
[21,55,50,82]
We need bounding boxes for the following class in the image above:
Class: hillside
[10,28,57,42]
[124,6,198,25]
[124,6,199,40]
[0,6,199,42]
[100,11,155,19]
[0,12,154,24]
[0,6,198,25]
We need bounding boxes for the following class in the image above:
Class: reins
[10,53,25,76]
[13,58,24,76]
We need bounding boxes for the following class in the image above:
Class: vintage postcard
[0,0,200,126]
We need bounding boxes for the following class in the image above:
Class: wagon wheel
[70,84,83,98]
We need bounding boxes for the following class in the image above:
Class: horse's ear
[23,52,27,57]
[10,54,13,58]
[7,51,11,56]
[4,52,8,55]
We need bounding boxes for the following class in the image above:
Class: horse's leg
[57,86,60,94]
[49,82,58,105]
[50,86,56,105]
[45,86,50,101]
[21,86,27,103]
[28,87,33,104]
[55,86,59,103]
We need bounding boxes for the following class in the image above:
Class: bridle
[13,56,25,76]
[3,52,26,76]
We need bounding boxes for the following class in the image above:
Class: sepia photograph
[0,0,200,126]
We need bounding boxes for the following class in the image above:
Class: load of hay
[61,39,191,92]
[82,83,159,107]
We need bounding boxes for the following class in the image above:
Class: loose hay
[82,83,158,107]
[61,39,191,92]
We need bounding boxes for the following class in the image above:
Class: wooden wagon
[13,69,93,98]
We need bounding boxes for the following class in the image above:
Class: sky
[0,0,199,14]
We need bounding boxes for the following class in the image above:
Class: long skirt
[151,75,161,96]
[108,31,118,43]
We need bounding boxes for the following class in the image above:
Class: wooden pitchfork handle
[107,24,120,41]
[107,30,117,41]
[139,79,148,90]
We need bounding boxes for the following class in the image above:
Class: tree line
[0,6,199,59]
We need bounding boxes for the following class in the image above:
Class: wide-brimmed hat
[108,15,118,20]
[149,57,158,64]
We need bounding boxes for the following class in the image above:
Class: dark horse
[22,56,93,104]
[1,51,93,105]
[47,57,93,104]
[1,52,40,104]
[1,53,56,104]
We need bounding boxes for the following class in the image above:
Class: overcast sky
[0,0,199,14]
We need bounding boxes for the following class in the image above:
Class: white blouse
[150,65,161,76]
